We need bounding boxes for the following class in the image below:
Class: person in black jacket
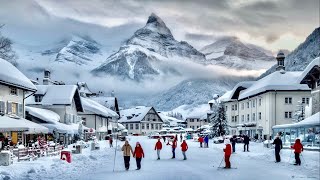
[230,135,237,153]
[272,136,283,162]
[243,135,250,152]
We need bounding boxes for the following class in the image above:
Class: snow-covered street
[1,136,319,180]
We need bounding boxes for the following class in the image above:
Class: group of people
[120,136,189,170]
[197,135,209,148]
[272,135,304,165]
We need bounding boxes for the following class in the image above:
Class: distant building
[186,115,208,130]
[210,52,311,140]
[118,106,163,135]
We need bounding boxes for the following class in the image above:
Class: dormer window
[35,95,43,102]
[10,87,17,95]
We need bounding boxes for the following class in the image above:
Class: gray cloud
[0,0,318,51]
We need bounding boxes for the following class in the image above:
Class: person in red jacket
[168,138,177,159]
[109,137,113,148]
[133,142,144,170]
[223,139,232,168]
[291,139,304,165]
[154,138,162,160]
[181,140,188,160]
[198,136,204,148]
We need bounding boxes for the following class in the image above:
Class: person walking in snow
[109,136,113,148]
[272,135,283,162]
[243,135,250,152]
[133,142,144,170]
[180,134,183,142]
[121,140,133,170]
[170,138,178,159]
[181,140,188,160]
[198,136,204,148]
[162,136,166,143]
[230,135,236,153]
[291,139,304,165]
[204,135,209,148]
[154,138,162,160]
[223,139,232,168]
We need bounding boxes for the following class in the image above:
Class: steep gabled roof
[299,57,320,87]
[118,106,163,123]
[80,97,119,118]
[0,58,36,91]
[26,85,84,112]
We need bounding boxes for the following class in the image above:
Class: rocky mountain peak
[141,13,173,37]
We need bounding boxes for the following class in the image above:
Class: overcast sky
[0,0,319,52]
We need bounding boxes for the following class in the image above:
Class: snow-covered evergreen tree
[209,102,229,137]
[293,101,305,122]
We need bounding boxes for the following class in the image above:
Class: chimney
[43,69,51,85]
[276,51,285,71]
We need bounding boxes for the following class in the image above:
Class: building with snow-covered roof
[185,114,208,130]
[79,97,119,140]
[118,106,163,135]
[0,58,50,145]
[215,53,311,140]
[298,57,320,115]
[90,96,120,116]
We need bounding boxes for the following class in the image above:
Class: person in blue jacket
[204,135,209,148]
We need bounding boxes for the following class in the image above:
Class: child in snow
[198,136,204,148]
[181,140,188,160]
[154,138,162,160]
[121,140,133,170]
[272,135,283,162]
[291,139,303,165]
[204,135,209,148]
[133,142,144,170]
[223,139,232,168]
[109,137,113,148]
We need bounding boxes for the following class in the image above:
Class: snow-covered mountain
[91,13,206,80]
[53,36,102,66]
[201,37,275,70]
[259,27,320,79]
[138,77,253,111]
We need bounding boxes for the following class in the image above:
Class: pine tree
[209,102,229,137]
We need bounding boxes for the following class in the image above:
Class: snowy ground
[1,136,319,180]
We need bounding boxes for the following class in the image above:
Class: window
[285,112,292,118]
[125,124,129,129]
[234,116,238,123]
[142,123,145,129]
[241,103,244,110]
[252,113,256,121]
[10,87,17,95]
[197,126,199,129]
[135,124,139,129]
[235,104,237,111]
[225,106,228,111]
[35,95,43,102]
[232,116,234,122]
[232,105,234,111]
[11,103,18,115]
[130,124,133,130]
[147,124,150,129]
[252,100,255,108]
[259,99,262,106]
[151,124,154,129]
[285,97,292,104]
[242,115,244,122]
[247,114,250,122]
[0,101,5,114]
[197,119,199,122]
[259,112,262,120]
[302,97,310,104]
[247,102,250,108]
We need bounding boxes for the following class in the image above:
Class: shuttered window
[7,102,12,114]
[0,101,5,114]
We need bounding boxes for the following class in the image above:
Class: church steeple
[276,51,285,71]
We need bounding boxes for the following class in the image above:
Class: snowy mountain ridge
[259,27,320,79]
[201,36,276,70]
[91,13,206,80]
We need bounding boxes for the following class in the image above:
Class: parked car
[213,136,224,144]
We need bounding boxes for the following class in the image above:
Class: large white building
[210,52,311,140]
[118,106,163,135]
[0,58,48,145]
